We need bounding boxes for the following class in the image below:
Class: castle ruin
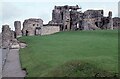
[14,21,22,38]
[49,5,114,31]
[113,17,120,29]
[22,18,60,36]
[2,25,12,48]
[2,25,20,49]
[1,5,120,49]
[22,18,43,36]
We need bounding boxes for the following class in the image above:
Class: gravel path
[0,33,1,46]
[1,33,26,78]
[2,49,26,77]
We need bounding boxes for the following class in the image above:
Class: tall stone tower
[108,11,113,29]
[51,5,81,31]
[63,8,71,31]
[2,25,11,48]
[14,21,22,38]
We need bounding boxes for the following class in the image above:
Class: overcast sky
[0,0,120,32]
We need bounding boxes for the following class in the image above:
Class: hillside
[19,30,118,77]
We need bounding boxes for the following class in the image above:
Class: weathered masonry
[14,21,22,38]
[49,5,81,31]
[113,17,120,29]
[22,18,43,36]
[22,18,60,36]
[49,5,114,31]
[2,25,19,49]
[2,25,12,48]
[1,5,120,49]
[41,25,60,35]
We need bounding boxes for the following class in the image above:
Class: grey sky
[118,1,120,17]
[0,0,119,32]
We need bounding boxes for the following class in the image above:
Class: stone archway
[25,30,28,36]
[35,27,41,35]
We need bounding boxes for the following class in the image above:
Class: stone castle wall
[2,5,120,49]
[41,26,60,35]
[1,5,120,49]
[113,17,120,29]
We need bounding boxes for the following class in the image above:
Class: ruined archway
[25,30,28,36]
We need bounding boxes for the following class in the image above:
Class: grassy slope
[19,30,118,77]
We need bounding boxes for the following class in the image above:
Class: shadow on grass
[44,60,119,77]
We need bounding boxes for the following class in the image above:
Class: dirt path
[2,49,26,77]
[0,33,1,47]
[0,49,2,79]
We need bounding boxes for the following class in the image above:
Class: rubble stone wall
[113,17,120,29]
[41,26,60,35]
[2,25,12,48]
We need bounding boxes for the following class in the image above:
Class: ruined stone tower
[51,5,81,31]
[2,25,12,48]
[50,5,115,31]
[62,6,71,31]
[22,18,43,36]
[107,11,113,29]
[2,24,21,49]
[14,21,22,38]
[113,17,120,29]
[82,10,103,30]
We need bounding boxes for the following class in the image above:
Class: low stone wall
[41,26,60,35]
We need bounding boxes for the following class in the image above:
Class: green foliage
[19,30,118,77]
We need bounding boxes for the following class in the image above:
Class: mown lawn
[19,30,118,77]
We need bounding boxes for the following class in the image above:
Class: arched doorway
[26,30,28,36]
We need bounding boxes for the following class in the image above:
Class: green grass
[19,30,118,77]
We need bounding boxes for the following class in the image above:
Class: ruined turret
[51,5,81,31]
[113,17,120,29]
[2,25,12,48]
[14,21,22,38]
[82,10,103,30]
[107,11,113,29]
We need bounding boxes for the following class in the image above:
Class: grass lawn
[19,30,118,77]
